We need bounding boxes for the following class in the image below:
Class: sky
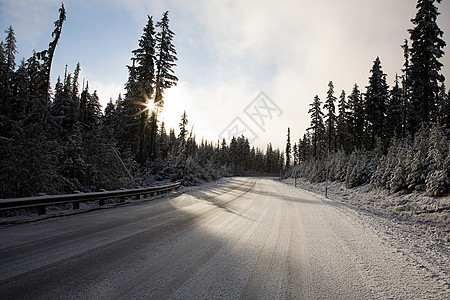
[1,0,450,151]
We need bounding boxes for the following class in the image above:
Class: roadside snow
[282,177,450,290]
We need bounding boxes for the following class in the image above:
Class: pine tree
[386,75,404,143]
[155,11,178,108]
[0,41,5,73]
[436,83,450,129]
[177,110,189,160]
[178,110,189,142]
[133,16,156,100]
[401,39,410,138]
[0,41,6,115]
[4,26,17,72]
[426,124,449,196]
[37,3,66,119]
[49,66,79,139]
[131,16,157,163]
[324,81,337,152]
[364,57,389,150]
[1,27,17,120]
[336,89,351,152]
[347,84,364,149]
[103,98,116,137]
[83,90,102,131]
[308,95,325,159]
[285,127,291,171]
[293,142,298,166]
[408,0,446,128]
[119,61,141,155]
[157,121,169,160]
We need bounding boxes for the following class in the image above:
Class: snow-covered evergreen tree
[385,75,404,144]
[408,0,446,129]
[347,84,364,150]
[4,26,17,72]
[293,142,298,166]
[285,127,291,170]
[336,89,351,152]
[308,95,325,159]
[155,11,178,109]
[406,126,430,191]
[324,81,337,152]
[436,83,449,130]
[364,57,389,150]
[426,124,449,196]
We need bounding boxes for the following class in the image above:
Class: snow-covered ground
[282,178,449,242]
[282,177,449,290]
[2,177,449,298]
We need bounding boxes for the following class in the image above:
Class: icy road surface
[0,177,448,299]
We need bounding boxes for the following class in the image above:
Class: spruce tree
[408,0,446,128]
[308,95,325,159]
[155,11,178,108]
[364,57,389,150]
[4,26,17,72]
[401,39,410,138]
[336,90,351,152]
[120,61,141,154]
[0,41,6,115]
[49,66,79,139]
[293,143,298,166]
[324,81,337,152]
[131,16,157,163]
[386,75,404,143]
[285,127,291,171]
[37,3,66,118]
[178,110,189,142]
[103,98,116,137]
[347,84,364,149]
[436,83,449,129]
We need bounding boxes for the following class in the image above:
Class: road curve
[0,177,448,299]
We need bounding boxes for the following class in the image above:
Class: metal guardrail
[0,182,181,215]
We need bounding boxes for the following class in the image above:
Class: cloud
[0,0,60,52]
[166,0,450,149]
[2,0,450,151]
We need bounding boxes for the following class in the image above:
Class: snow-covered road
[0,177,448,299]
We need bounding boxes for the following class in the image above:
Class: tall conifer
[408,0,446,128]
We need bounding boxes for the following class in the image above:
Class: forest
[1,0,449,200]
[289,0,450,197]
[0,4,284,198]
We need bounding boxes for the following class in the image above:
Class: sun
[144,100,157,114]
[158,85,185,129]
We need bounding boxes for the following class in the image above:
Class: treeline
[0,5,283,198]
[290,0,450,196]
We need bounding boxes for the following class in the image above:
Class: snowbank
[283,178,449,243]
